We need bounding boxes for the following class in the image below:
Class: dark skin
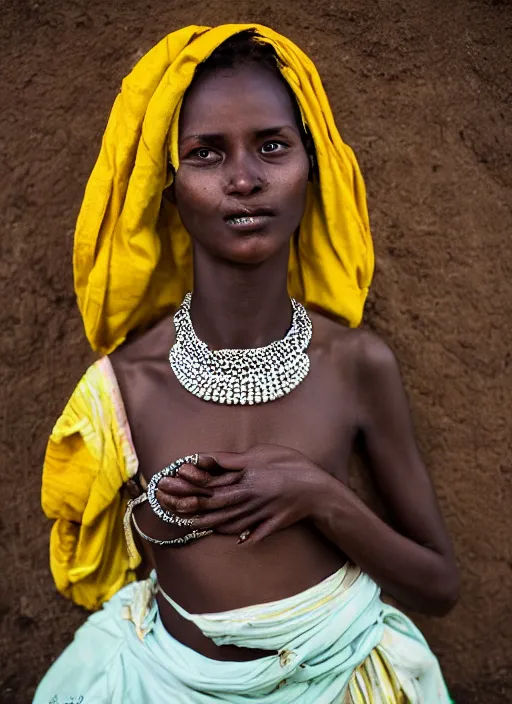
[110,64,459,662]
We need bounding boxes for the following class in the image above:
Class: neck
[190,246,292,349]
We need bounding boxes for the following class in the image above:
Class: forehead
[179,65,300,138]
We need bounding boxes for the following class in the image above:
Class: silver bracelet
[131,511,212,547]
[146,453,199,526]
[123,453,212,557]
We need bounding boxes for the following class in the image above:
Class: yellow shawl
[42,358,140,609]
[74,23,373,355]
[44,24,374,610]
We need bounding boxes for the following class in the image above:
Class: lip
[223,207,275,233]
[224,214,274,232]
[223,205,275,219]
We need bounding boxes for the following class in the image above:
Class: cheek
[276,159,309,206]
[174,171,220,218]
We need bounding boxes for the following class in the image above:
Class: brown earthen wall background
[1,0,511,701]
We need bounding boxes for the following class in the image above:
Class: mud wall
[1,1,511,701]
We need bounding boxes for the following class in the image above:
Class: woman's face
[173,64,310,265]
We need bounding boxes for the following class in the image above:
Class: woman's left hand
[189,444,332,544]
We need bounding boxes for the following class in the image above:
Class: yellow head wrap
[74,24,374,355]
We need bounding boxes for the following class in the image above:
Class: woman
[35,24,459,703]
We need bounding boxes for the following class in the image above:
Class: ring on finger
[238,529,251,544]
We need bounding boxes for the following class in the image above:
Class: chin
[220,236,285,265]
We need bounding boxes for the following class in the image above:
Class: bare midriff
[150,523,347,661]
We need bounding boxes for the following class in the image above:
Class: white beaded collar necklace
[169,293,313,405]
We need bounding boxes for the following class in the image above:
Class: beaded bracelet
[146,453,199,526]
[123,453,212,558]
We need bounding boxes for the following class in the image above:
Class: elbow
[424,563,461,617]
[428,586,459,617]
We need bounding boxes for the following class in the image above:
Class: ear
[165,162,177,204]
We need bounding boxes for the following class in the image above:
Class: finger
[194,454,223,474]
[191,501,260,530]
[163,465,213,490]
[157,477,213,497]
[196,452,246,473]
[198,487,252,512]
[202,471,244,488]
[214,509,268,535]
[155,486,251,514]
[242,516,284,545]
[156,490,204,516]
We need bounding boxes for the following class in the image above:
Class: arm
[311,332,459,615]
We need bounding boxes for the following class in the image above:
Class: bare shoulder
[109,313,175,369]
[352,328,398,375]
[309,312,405,433]
[308,310,396,374]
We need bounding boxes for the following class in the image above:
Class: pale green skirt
[34,564,451,703]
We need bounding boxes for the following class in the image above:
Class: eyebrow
[180,125,297,144]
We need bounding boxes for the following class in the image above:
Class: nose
[225,151,267,197]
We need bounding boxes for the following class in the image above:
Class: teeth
[228,216,256,225]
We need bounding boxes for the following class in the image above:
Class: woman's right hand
[155,455,243,517]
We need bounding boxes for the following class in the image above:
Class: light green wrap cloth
[34,564,451,703]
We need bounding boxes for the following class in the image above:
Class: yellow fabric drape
[74,24,374,355]
[42,359,140,610]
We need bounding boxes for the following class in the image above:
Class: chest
[121,351,359,482]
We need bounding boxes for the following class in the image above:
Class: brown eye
[261,141,288,154]
[188,147,221,164]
